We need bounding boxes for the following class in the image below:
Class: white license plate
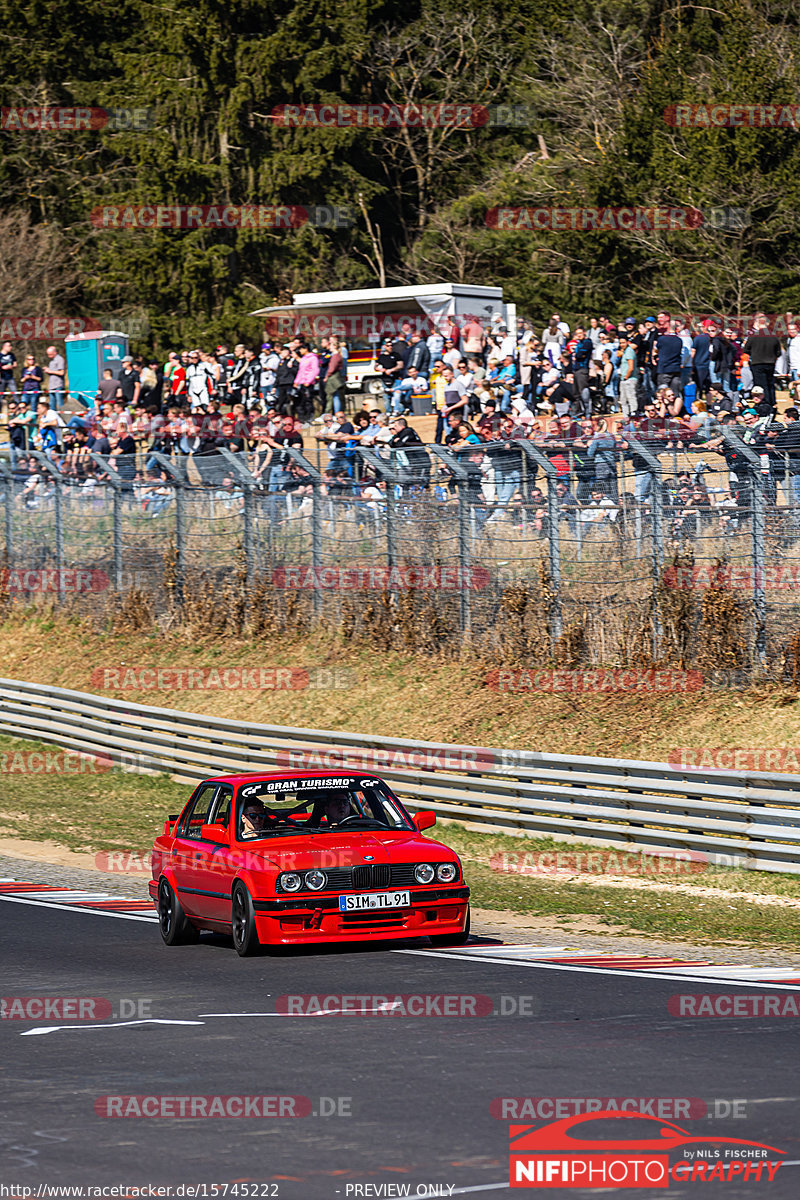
[339,890,410,912]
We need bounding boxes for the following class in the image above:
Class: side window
[178,784,218,839]
[212,786,233,829]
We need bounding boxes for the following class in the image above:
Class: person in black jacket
[709,324,736,395]
[274,348,298,414]
[139,359,164,412]
[405,332,431,377]
[571,326,594,417]
[744,314,781,410]
[388,417,431,490]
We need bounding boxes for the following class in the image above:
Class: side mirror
[201,822,230,844]
[413,810,436,832]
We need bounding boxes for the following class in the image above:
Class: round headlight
[437,863,458,883]
[280,872,302,892]
[305,869,327,891]
[414,863,435,884]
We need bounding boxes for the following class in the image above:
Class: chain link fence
[2,435,799,677]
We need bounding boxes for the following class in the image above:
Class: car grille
[352,864,391,889]
[276,862,449,893]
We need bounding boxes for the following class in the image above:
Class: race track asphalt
[1,900,799,1198]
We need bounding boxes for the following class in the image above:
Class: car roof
[201,770,384,786]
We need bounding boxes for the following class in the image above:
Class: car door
[194,785,235,923]
[171,783,220,918]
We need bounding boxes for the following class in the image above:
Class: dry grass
[2,603,800,763]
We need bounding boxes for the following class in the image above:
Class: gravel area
[0,852,153,899]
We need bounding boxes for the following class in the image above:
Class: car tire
[158,879,200,946]
[232,882,261,957]
[429,905,471,947]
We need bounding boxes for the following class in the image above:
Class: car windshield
[236,776,413,839]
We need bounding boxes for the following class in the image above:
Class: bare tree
[0,210,80,317]
[519,11,648,164]
[365,7,514,234]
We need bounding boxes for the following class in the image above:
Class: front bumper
[255,887,470,944]
[149,880,469,944]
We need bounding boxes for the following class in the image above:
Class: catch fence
[1,434,799,673]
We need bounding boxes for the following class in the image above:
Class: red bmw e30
[149,770,470,956]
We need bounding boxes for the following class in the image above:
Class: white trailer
[251,282,515,400]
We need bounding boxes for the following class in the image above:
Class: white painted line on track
[197,1008,391,1017]
[396,947,800,990]
[6,891,800,991]
[20,1018,205,1036]
[8,890,117,901]
[0,894,157,921]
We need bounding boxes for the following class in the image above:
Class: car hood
[237,831,455,872]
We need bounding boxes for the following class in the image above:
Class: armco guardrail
[1,676,799,873]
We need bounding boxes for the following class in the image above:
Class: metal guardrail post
[0,461,11,567]
[31,451,65,604]
[281,447,324,616]
[626,435,663,660]
[357,447,402,584]
[429,445,471,635]
[151,452,187,607]
[219,448,256,587]
[723,427,767,665]
[89,452,123,590]
[520,441,562,643]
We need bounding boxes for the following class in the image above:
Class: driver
[241,800,271,834]
[322,792,352,825]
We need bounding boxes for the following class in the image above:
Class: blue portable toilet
[683,380,696,414]
[65,330,129,408]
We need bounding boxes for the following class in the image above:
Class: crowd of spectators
[2,313,799,536]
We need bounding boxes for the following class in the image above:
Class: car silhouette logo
[510,1111,784,1155]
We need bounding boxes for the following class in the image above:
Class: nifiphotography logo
[508,1110,784,1187]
